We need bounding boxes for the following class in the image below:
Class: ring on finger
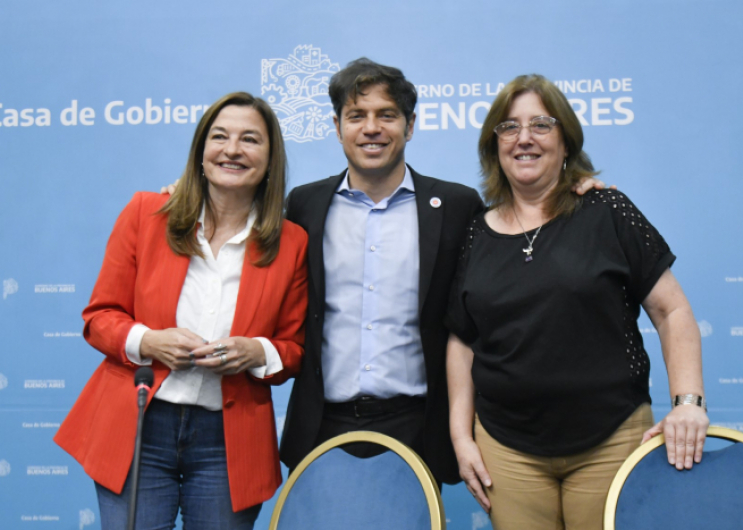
[220,353,228,365]
[214,343,227,355]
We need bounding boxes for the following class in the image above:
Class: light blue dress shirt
[322,167,427,402]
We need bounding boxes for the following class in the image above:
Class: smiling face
[498,92,566,193]
[334,83,415,182]
[202,105,270,198]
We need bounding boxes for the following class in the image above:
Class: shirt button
[364,364,371,371]
[370,245,376,252]
[209,309,215,314]
[366,324,372,330]
[369,285,375,291]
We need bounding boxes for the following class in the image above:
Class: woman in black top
[446,74,708,529]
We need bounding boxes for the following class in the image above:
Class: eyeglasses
[494,116,560,139]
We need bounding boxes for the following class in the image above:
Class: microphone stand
[127,367,153,530]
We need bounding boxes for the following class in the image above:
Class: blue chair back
[269,431,444,530]
[604,426,743,530]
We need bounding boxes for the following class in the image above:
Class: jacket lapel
[231,237,268,336]
[412,168,443,315]
[307,172,345,308]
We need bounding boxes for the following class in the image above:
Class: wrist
[672,394,707,412]
[451,434,475,447]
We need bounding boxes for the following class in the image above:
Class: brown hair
[329,57,417,126]
[478,74,599,218]
[160,91,286,267]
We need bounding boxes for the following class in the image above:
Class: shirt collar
[337,165,415,198]
[197,204,256,245]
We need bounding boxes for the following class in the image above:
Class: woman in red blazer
[55,92,308,529]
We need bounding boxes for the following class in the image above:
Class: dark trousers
[314,397,426,459]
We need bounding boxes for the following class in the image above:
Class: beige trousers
[476,403,654,530]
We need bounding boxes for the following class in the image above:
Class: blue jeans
[95,399,261,530]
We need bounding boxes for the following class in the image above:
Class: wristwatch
[672,394,707,412]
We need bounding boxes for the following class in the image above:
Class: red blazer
[54,192,308,511]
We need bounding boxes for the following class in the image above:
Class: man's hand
[159,179,179,195]
[572,176,616,195]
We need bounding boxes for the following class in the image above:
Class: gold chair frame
[269,431,446,530]
[603,426,743,530]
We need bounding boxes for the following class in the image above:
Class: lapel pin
[429,197,442,208]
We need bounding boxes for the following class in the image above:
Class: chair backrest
[269,431,445,530]
[604,426,743,530]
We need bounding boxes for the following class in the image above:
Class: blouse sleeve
[609,191,676,303]
[444,217,481,345]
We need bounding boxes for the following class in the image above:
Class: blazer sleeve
[82,193,146,366]
[254,223,309,386]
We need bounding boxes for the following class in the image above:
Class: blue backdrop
[1,1,742,528]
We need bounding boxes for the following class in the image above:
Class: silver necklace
[512,209,543,263]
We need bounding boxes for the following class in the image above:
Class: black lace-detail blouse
[445,189,675,456]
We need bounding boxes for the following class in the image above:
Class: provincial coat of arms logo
[79,508,95,529]
[3,278,18,299]
[261,45,339,143]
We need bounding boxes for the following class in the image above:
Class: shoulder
[410,170,484,216]
[125,191,169,214]
[286,174,344,218]
[465,212,489,244]
[288,173,344,199]
[580,188,647,221]
[412,169,481,201]
[581,188,633,209]
[280,219,308,244]
[115,191,168,228]
[270,220,308,269]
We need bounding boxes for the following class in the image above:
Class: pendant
[523,247,533,263]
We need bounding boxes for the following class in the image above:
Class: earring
[563,159,567,171]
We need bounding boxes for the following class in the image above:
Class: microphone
[128,366,154,530]
[134,367,154,408]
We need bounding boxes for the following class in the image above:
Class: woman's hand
[140,328,206,371]
[192,337,266,375]
[447,334,491,511]
[453,437,492,512]
[641,269,707,470]
[642,405,709,470]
